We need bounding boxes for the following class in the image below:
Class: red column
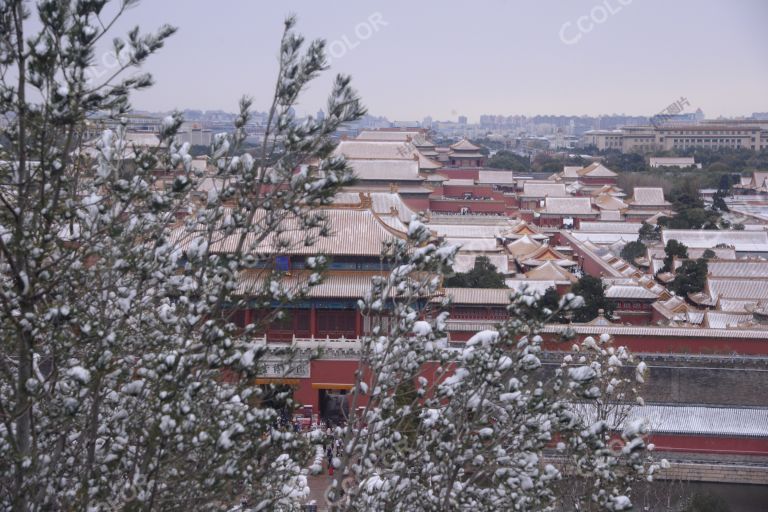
[310,306,317,338]
[355,310,362,338]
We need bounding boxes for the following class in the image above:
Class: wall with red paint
[442,184,494,197]
[428,199,506,214]
[293,360,364,409]
[435,169,479,180]
[648,433,768,456]
[540,333,768,356]
[401,196,431,212]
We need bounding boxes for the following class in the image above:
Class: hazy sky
[97,0,768,121]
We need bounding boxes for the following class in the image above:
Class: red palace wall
[293,360,365,410]
[581,177,617,186]
[442,184,496,198]
[444,330,768,355]
[435,169,479,180]
[566,239,612,278]
[518,211,535,223]
[537,216,595,229]
[540,333,768,356]
[504,195,520,209]
[612,311,653,325]
[401,196,431,212]
[428,199,506,214]
[648,434,768,456]
[292,360,447,411]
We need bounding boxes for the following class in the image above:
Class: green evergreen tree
[570,276,614,323]
[444,256,507,288]
[540,287,566,323]
[638,222,661,242]
[662,240,689,272]
[671,258,708,296]
[620,240,646,263]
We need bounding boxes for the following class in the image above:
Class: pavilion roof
[235,270,384,298]
[518,244,575,267]
[542,197,595,215]
[440,287,513,306]
[578,162,618,178]
[521,182,568,198]
[331,191,416,224]
[524,261,577,283]
[449,139,481,151]
[630,187,670,206]
[171,206,407,258]
[594,194,627,211]
[661,229,768,252]
[505,235,542,257]
[476,169,515,185]
[346,159,424,182]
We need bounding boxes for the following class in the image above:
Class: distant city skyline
[94,0,768,121]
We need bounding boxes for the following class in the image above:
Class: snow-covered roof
[521,182,568,198]
[703,311,756,329]
[542,197,595,215]
[174,207,406,257]
[706,260,768,278]
[505,279,557,294]
[236,270,383,298]
[577,222,641,234]
[505,235,542,257]
[599,210,623,221]
[570,232,638,245]
[604,284,659,300]
[541,323,768,339]
[346,159,423,181]
[716,298,761,314]
[430,223,510,239]
[578,162,617,178]
[593,194,627,211]
[561,166,583,179]
[631,187,669,206]
[336,140,416,160]
[449,139,481,151]
[519,245,576,268]
[646,246,737,260]
[440,287,512,305]
[524,261,578,282]
[706,277,768,301]
[476,170,515,185]
[637,405,768,437]
[573,404,768,437]
[661,229,768,253]
[332,192,416,223]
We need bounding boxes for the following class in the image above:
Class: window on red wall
[222,308,249,328]
[451,307,507,320]
[266,309,312,340]
[317,309,356,338]
[294,309,311,332]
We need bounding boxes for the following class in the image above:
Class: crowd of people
[316,421,345,477]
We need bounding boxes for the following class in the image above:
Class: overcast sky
[101,0,768,121]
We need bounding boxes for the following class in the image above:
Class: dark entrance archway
[318,388,349,425]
